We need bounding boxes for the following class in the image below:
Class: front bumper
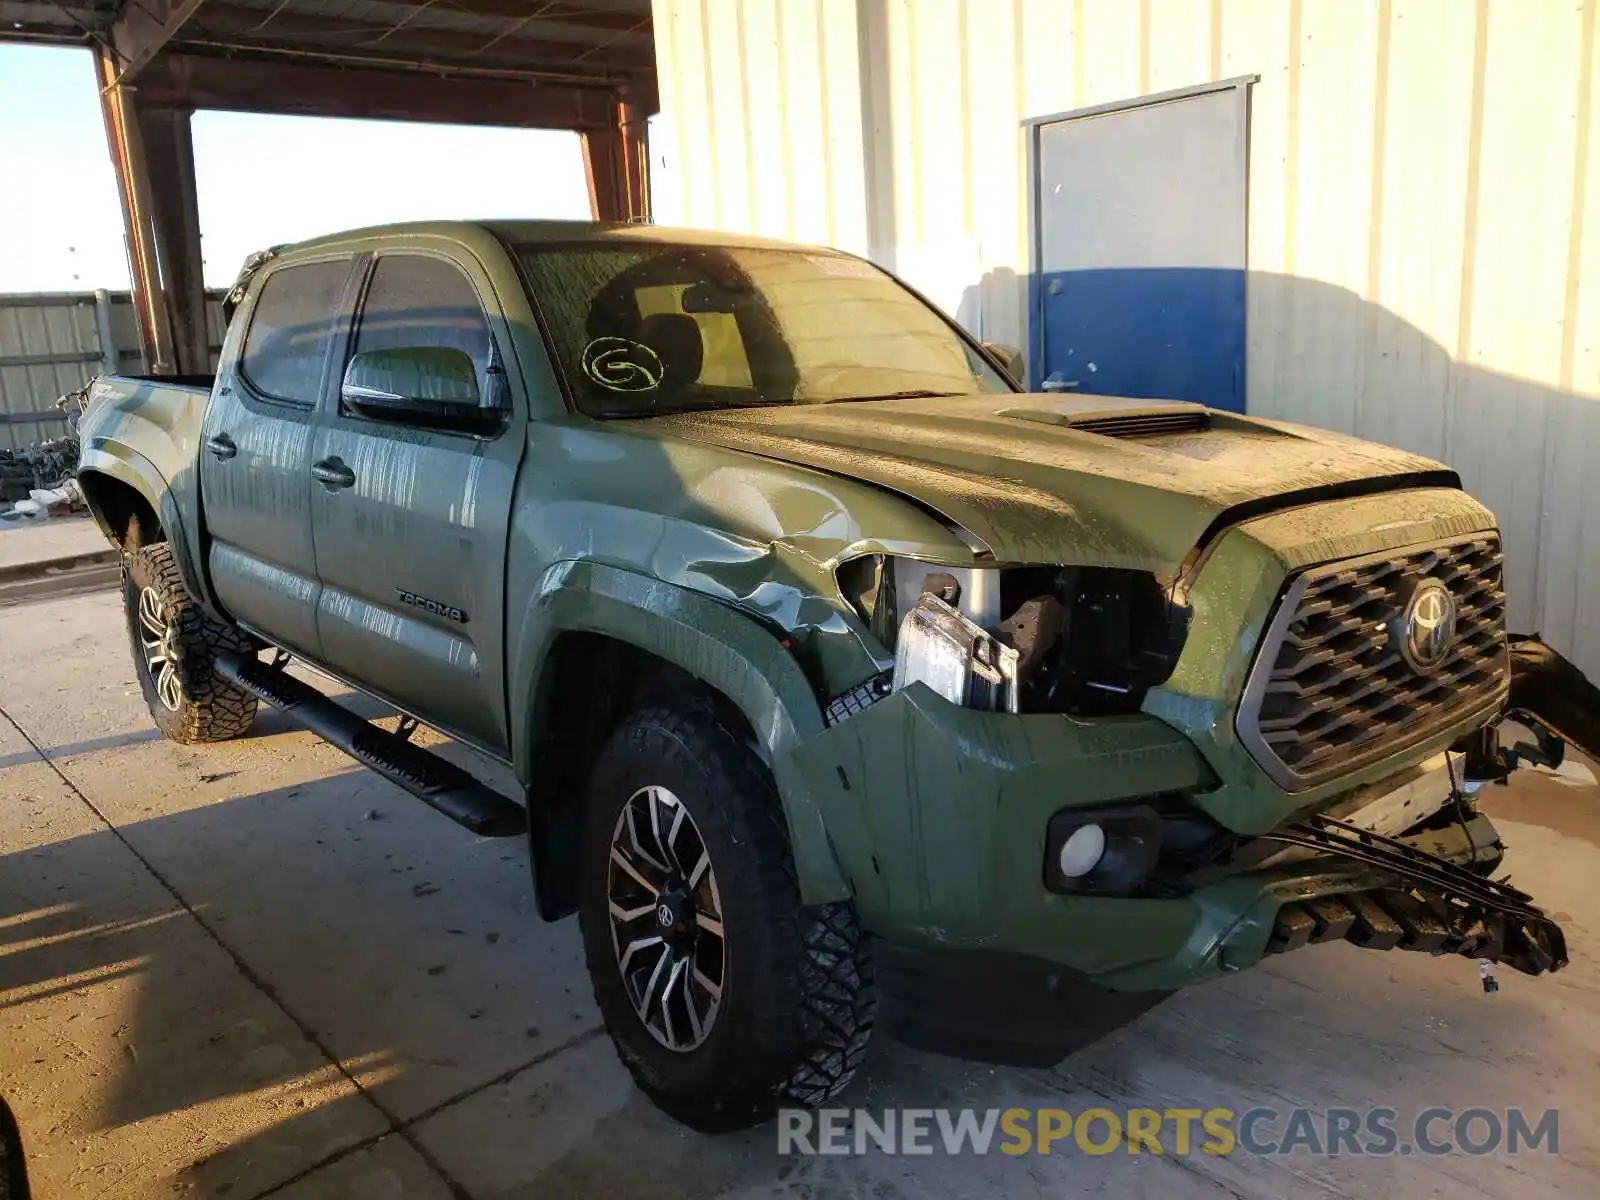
[785,682,1523,992]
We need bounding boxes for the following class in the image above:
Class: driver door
[308,250,523,755]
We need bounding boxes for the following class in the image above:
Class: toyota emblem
[1394,578,1457,672]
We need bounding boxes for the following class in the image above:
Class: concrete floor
[0,514,109,571]
[2,587,1598,1199]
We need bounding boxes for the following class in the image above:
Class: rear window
[239,259,351,403]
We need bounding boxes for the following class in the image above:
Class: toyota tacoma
[73,221,1600,1131]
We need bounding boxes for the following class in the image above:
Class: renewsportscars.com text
[777,1106,1559,1157]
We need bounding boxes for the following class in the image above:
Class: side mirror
[341,347,504,435]
[981,341,1025,388]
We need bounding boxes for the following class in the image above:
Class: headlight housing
[892,593,1019,712]
[832,554,1192,720]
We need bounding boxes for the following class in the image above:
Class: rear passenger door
[308,250,523,755]
[200,255,355,656]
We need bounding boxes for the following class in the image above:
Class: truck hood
[647,393,1458,576]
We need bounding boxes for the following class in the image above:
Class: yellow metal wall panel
[819,0,873,254]
[775,0,831,245]
[739,0,797,239]
[1080,0,1147,104]
[1529,0,1598,672]
[1364,0,1479,464]
[962,0,1028,346]
[1451,0,1585,632]
[1148,0,1221,91]
[1018,0,1082,117]
[888,0,986,316]
[1278,0,1382,435]
[1220,0,1297,419]
[659,0,721,229]
[704,1,760,232]
[649,0,690,226]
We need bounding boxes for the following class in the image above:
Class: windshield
[516,241,1013,417]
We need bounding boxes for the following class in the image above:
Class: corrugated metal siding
[0,295,104,451]
[651,0,1600,680]
[0,290,226,451]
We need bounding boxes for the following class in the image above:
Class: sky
[0,44,594,293]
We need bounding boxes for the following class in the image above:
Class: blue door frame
[1024,76,1256,412]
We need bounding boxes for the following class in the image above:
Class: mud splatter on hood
[645,393,1458,576]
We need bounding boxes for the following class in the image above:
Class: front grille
[1237,535,1508,790]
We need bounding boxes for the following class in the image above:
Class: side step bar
[215,650,526,838]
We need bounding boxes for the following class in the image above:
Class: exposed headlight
[892,593,1019,712]
[891,559,1001,628]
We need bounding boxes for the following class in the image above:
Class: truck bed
[111,373,215,393]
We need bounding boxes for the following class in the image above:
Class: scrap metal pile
[0,387,88,519]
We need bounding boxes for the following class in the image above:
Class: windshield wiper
[827,390,959,404]
[592,397,779,418]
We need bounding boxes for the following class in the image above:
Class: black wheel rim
[137,585,182,711]
[607,784,725,1051]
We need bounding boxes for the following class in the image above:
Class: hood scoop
[999,402,1211,439]
[1068,409,1211,438]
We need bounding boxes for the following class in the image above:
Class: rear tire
[122,542,258,744]
[577,698,875,1132]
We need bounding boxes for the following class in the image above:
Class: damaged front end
[799,492,1598,1005]
[1255,810,1566,978]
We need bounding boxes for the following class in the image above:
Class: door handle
[205,433,237,460]
[311,456,356,491]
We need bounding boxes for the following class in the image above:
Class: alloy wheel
[606,784,726,1051]
[137,585,182,711]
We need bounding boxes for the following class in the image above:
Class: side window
[347,255,492,411]
[239,259,352,403]
[635,283,753,389]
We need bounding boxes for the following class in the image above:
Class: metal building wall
[0,290,226,451]
[651,0,1600,679]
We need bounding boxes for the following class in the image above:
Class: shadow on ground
[5,725,1599,1197]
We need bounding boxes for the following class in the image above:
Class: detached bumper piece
[1506,634,1600,764]
[1259,813,1567,977]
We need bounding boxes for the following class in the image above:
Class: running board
[214,650,526,838]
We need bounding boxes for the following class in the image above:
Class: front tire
[122,542,258,744]
[578,699,875,1132]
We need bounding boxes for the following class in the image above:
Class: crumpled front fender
[510,558,852,902]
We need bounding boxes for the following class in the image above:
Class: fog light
[1043,805,1163,895]
[1057,823,1106,878]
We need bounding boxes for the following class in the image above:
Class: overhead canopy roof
[1,2,659,374]
[0,0,656,128]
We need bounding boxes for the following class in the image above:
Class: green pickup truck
[75,220,1598,1131]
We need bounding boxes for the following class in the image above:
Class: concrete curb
[0,549,122,606]
[0,547,120,586]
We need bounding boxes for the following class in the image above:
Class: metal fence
[0,290,226,452]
